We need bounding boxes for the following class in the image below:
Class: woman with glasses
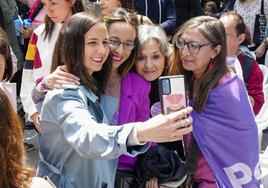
[169,16,260,187]
[36,12,193,188]
[103,8,151,188]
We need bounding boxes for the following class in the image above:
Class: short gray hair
[137,24,173,66]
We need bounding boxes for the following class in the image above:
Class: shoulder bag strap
[261,0,264,14]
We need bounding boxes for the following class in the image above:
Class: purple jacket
[117,72,151,172]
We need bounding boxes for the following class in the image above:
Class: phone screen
[159,75,186,115]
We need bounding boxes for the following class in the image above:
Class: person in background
[255,36,268,61]
[174,0,204,29]
[220,11,264,115]
[17,0,46,56]
[0,87,34,187]
[96,0,152,25]
[201,0,221,11]
[170,16,260,187]
[0,88,56,188]
[20,0,84,133]
[205,0,236,18]
[234,0,268,64]
[0,28,14,82]
[10,0,45,129]
[18,0,45,28]
[135,0,176,37]
[98,0,134,14]
[203,1,218,16]
[0,27,35,151]
[37,12,193,188]
[0,0,24,70]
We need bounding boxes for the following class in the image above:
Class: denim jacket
[37,85,149,188]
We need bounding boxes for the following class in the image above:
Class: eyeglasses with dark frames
[109,37,135,51]
[174,37,210,54]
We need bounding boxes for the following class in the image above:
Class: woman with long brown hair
[0,88,56,188]
[0,89,34,188]
[170,16,260,187]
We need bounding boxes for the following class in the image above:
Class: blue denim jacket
[37,85,149,188]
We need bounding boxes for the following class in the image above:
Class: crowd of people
[0,0,267,187]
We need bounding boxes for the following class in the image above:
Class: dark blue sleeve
[159,0,177,36]
[212,0,235,18]
[190,0,204,16]
[222,0,235,12]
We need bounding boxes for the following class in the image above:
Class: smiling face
[135,39,165,81]
[99,0,121,15]
[43,0,74,23]
[179,28,219,79]
[108,22,136,72]
[83,23,110,75]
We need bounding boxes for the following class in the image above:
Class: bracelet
[35,76,48,93]
[35,76,44,85]
[40,79,49,91]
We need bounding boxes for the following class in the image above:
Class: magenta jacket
[117,72,151,172]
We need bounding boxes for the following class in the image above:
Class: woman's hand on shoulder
[44,65,80,90]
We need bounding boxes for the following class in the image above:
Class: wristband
[35,76,48,93]
[40,79,48,91]
[35,76,44,85]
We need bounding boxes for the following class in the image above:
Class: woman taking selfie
[37,12,193,188]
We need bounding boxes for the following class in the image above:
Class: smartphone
[159,75,187,115]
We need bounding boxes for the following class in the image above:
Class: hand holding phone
[159,75,187,115]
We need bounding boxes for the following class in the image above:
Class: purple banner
[192,75,262,188]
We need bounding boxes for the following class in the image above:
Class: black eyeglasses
[174,37,210,54]
[109,37,135,51]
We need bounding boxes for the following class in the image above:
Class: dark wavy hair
[43,0,84,41]
[51,12,111,95]
[104,8,139,78]
[171,16,228,112]
[0,89,35,188]
[0,27,13,81]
